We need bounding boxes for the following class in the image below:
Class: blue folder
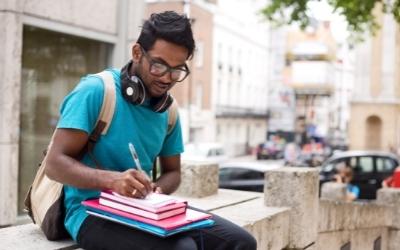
[86,207,215,237]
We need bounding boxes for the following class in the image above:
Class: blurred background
[1,0,399,224]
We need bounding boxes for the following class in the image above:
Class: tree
[261,0,400,38]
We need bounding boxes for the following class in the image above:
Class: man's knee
[232,230,257,250]
[152,237,197,250]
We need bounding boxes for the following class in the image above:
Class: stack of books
[82,190,214,237]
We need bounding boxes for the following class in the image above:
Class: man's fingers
[131,170,153,193]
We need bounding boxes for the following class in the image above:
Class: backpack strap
[153,97,179,181]
[94,71,116,135]
[86,71,116,167]
[167,97,178,135]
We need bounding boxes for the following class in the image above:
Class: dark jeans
[77,208,257,250]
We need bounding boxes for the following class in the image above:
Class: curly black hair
[137,11,195,59]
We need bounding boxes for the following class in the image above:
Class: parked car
[256,141,284,160]
[319,150,400,199]
[182,143,228,164]
[218,161,282,192]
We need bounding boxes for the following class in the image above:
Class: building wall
[284,22,338,142]
[213,0,270,155]
[349,7,400,151]
[147,0,271,153]
[0,0,145,225]
[349,103,399,150]
[146,1,216,143]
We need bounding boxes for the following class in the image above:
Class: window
[354,156,374,173]
[19,26,112,213]
[376,157,396,173]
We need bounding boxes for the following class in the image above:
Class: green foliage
[261,0,400,39]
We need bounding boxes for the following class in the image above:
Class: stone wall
[0,0,144,226]
[2,162,400,250]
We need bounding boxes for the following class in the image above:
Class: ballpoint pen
[128,142,146,175]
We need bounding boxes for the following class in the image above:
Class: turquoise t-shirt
[57,69,184,240]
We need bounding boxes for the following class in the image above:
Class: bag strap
[167,97,178,135]
[86,71,116,167]
[152,97,179,181]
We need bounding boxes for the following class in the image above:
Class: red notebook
[82,199,212,230]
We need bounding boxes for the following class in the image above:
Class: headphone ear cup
[151,93,173,113]
[121,66,146,105]
[127,76,146,105]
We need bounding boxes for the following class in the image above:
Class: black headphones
[120,60,173,113]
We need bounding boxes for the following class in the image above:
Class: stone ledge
[0,223,80,250]
[377,188,400,229]
[318,199,390,232]
[211,198,290,250]
[175,188,263,211]
[316,227,389,250]
[0,189,265,250]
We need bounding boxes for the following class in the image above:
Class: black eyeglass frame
[140,46,190,82]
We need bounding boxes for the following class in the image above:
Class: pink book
[82,199,212,230]
[100,191,187,213]
[99,197,186,220]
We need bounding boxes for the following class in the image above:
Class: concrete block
[316,228,388,250]
[212,198,290,250]
[128,0,146,40]
[22,0,118,34]
[0,0,22,11]
[0,143,18,226]
[320,182,347,201]
[0,12,22,144]
[388,229,400,250]
[0,223,79,250]
[377,188,400,229]
[175,189,262,211]
[318,200,390,232]
[264,167,319,248]
[377,188,400,205]
[174,161,218,198]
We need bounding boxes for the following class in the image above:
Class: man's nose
[158,71,173,84]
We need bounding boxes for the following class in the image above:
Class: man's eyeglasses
[140,47,190,82]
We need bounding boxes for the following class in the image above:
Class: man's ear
[132,44,142,64]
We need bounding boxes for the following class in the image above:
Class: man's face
[132,39,189,98]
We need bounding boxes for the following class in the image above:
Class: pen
[128,142,149,178]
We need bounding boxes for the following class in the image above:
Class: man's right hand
[111,169,153,198]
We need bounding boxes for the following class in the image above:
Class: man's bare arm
[155,155,181,194]
[45,128,152,197]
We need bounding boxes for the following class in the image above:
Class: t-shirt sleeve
[350,185,360,199]
[57,75,104,134]
[159,116,184,156]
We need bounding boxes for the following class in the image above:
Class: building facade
[0,0,145,225]
[349,8,400,151]
[283,21,337,145]
[147,0,271,156]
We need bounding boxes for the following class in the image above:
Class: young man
[45,11,256,250]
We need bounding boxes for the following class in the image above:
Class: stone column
[377,188,400,250]
[174,161,218,198]
[264,167,319,249]
[0,1,23,226]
